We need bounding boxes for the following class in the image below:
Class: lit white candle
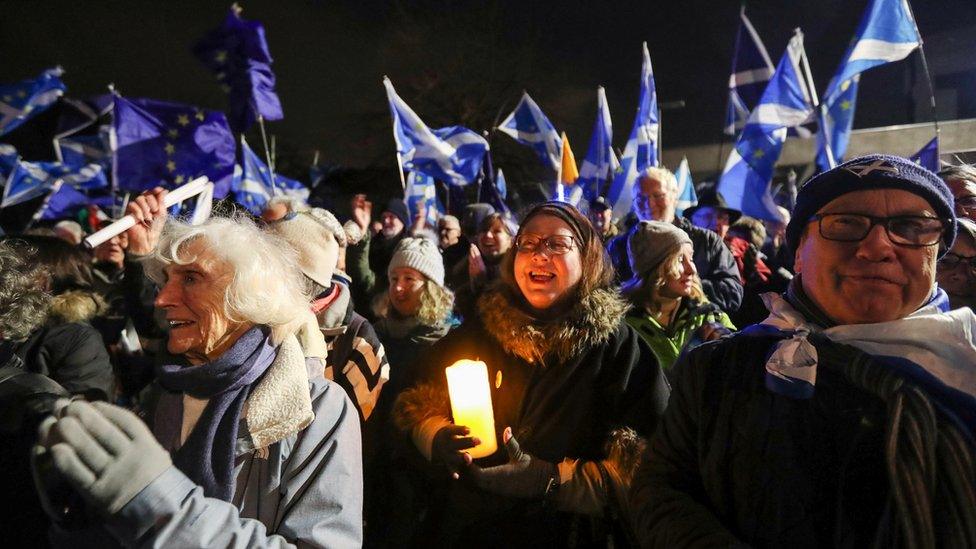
[445,359,498,458]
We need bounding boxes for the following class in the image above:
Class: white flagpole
[795,28,836,168]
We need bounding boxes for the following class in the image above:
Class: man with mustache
[632,155,976,547]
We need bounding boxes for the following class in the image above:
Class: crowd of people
[1,152,975,547]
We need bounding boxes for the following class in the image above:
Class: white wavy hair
[635,166,678,196]
[144,214,310,344]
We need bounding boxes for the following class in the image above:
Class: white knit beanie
[266,208,350,288]
[388,237,445,287]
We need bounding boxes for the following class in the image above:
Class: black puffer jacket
[631,329,911,548]
[14,290,114,400]
[393,284,670,547]
[608,217,743,314]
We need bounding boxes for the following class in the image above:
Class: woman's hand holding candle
[465,427,559,499]
[431,424,480,479]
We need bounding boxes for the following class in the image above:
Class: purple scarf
[155,325,276,501]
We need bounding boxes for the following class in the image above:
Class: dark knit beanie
[383,198,411,227]
[785,154,956,254]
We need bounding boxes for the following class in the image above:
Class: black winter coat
[631,330,895,548]
[608,217,743,314]
[394,285,670,547]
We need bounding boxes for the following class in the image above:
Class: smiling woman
[391,201,669,547]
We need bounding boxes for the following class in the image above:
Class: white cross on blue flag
[724,7,775,136]
[817,0,921,169]
[0,67,66,137]
[384,77,488,187]
[607,42,659,221]
[497,91,562,172]
[718,32,814,222]
[577,87,618,202]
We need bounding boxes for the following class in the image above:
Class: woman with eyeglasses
[622,221,736,375]
[390,201,669,547]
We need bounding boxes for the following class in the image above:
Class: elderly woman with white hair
[34,188,363,548]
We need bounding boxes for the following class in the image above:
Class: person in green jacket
[622,220,735,373]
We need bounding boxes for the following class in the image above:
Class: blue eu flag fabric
[194,7,283,133]
[718,33,814,221]
[0,67,66,136]
[36,181,89,221]
[114,95,235,197]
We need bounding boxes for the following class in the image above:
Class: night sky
[2,0,974,186]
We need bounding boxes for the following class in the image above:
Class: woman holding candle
[392,201,669,547]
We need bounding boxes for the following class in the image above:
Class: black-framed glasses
[810,213,949,247]
[954,196,976,212]
[515,234,578,255]
[939,252,976,271]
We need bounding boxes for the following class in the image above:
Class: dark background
[2,0,975,208]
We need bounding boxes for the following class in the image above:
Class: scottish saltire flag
[405,171,443,227]
[232,137,309,215]
[608,42,660,220]
[194,6,283,132]
[725,7,775,136]
[498,91,562,172]
[384,77,488,186]
[114,96,235,197]
[816,75,859,170]
[577,87,618,202]
[35,181,89,221]
[674,157,698,217]
[495,168,507,200]
[56,129,112,172]
[817,0,921,169]
[55,95,113,138]
[910,137,939,172]
[1,158,107,208]
[718,33,814,221]
[0,68,66,136]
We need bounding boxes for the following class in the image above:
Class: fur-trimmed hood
[477,283,629,366]
[49,290,106,324]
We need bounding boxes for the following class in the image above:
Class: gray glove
[466,427,558,499]
[33,400,171,515]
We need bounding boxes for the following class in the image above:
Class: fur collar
[241,334,314,451]
[477,283,629,366]
[49,290,106,324]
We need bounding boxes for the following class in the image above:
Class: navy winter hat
[785,154,957,254]
[383,198,411,227]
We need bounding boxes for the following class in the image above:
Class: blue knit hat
[785,154,957,255]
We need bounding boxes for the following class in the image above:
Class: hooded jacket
[15,289,114,400]
[607,217,743,314]
[393,283,670,546]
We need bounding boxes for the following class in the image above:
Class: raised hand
[125,187,168,255]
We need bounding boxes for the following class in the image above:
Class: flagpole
[794,28,836,169]
[256,114,278,195]
[26,179,64,230]
[903,0,940,153]
[394,151,406,191]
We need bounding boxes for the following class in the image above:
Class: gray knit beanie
[626,220,693,281]
[388,237,445,287]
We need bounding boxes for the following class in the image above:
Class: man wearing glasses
[936,217,976,311]
[938,163,976,223]
[632,155,976,547]
[606,167,743,314]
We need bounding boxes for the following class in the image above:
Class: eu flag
[113,96,235,197]
[194,6,283,133]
